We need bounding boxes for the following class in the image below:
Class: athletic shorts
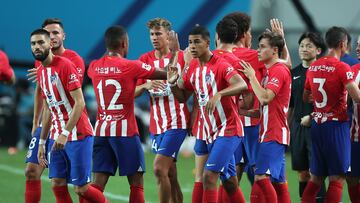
[92,136,145,176]
[150,129,187,159]
[310,121,351,176]
[194,139,209,156]
[349,142,360,176]
[205,136,242,182]
[255,141,287,182]
[25,127,50,164]
[237,125,260,166]
[290,121,312,171]
[48,136,93,186]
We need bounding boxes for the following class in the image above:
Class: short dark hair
[223,12,251,42]
[42,18,64,29]
[258,31,285,56]
[325,26,348,49]
[30,29,50,38]
[189,25,210,41]
[147,18,172,31]
[216,18,238,43]
[298,32,326,53]
[105,25,127,51]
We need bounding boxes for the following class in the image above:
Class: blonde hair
[147,18,171,31]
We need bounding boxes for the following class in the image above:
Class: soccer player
[301,26,360,203]
[356,35,360,60]
[288,32,326,202]
[168,25,248,203]
[0,50,15,84]
[88,25,176,203]
[134,18,189,203]
[25,18,86,203]
[240,31,291,203]
[340,32,359,66]
[31,29,107,203]
[213,17,252,203]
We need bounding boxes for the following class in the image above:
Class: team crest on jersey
[142,63,152,71]
[346,71,354,80]
[226,66,234,75]
[50,74,57,85]
[205,74,211,83]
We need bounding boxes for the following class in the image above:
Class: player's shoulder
[351,63,360,71]
[63,49,82,59]
[139,50,155,62]
[0,50,8,60]
[271,62,291,76]
[232,47,257,58]
[55,55,74,66]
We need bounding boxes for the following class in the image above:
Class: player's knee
[202,170,218,186]
[298,170,310,181]
[223,177,239,194]
[153,164,168,179]
[25,166,39,180]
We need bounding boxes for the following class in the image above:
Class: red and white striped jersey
[351,63,360,142]
[183,54,243,143]
[137,50,189,134]
[88,55,156,137]
[35,49,85,84]
[260,62,291,145]
[233,47,266,126]
[37,56,93,141]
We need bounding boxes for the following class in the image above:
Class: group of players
[20,10,360,203]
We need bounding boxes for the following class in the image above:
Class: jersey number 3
[97,79,123,110]
[313,78,327,108]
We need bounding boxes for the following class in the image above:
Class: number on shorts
[29,137,37,150]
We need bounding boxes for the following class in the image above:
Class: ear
[316,48,322,55]
[63,32,66,41]
[273,46,278,56]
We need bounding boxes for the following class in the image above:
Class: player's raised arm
[270,18,292,69]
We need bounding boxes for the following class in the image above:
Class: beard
[32,48,50,62]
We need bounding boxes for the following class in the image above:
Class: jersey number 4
[97,79,123,110]
[313,78,327,108]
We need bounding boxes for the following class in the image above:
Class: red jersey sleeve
[266,65,286,95]
[182,62,194,91]
[136,54,149,85]
[62,61,81,92]
[87,61,95,80]
[219,61,238,84]
[131,60,156,79]
[0,51,14,81]
[338,62,354,85]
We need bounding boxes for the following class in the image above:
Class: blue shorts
[234,139,246,165]
[150,129,187,159]
[92,136,145,176]
[48,136,93,186]
[25,127,50,164]
[205,136,242,182]
[243,125,260,167]
[255,141,286,182]
[350,142,360,176]
[194,139,209,156]
[310,121,350,176]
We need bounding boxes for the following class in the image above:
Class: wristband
[62,129,70,137]
[169,81,177,87]
[39,139,46,145]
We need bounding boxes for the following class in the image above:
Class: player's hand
[270,18,284,37]
[239,60,256,80]
[300,115,311,127]
[167,66,179,85]
[205,93,221,114]
[169,30,180,52]
[52,134,68,151]
[184,47,193,65]
[27,68,38,83]
[149,80,166,91]
[37,143,48,167]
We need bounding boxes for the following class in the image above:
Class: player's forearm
[32,84,43,128]
[170,85,188,103]
[249,75,270,105]
[65,97,85,133]
[39,104,51,140]
[279,42,292,69]
[148,69,167,80]
[134,84,147,98]
[217,81,247,98]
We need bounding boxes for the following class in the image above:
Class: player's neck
[302,58,316,68]
[217,43,236,52]
[327,49,342,60]
[107,51,122,57]
[264,58,279,69]
[42,53,54,67]
[234,39,248,48]
[154,48,170,59]
[198,51,213,66]
[52,46,65,56]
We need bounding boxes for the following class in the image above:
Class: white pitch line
[0,163,155,203]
